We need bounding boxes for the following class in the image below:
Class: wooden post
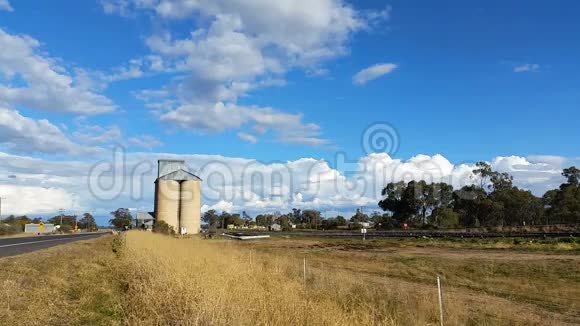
[437,275,444,326]
[303,257,306,286]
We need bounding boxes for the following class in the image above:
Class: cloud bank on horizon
[0,150,571,221]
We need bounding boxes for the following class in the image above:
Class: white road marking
[0,234,99,248]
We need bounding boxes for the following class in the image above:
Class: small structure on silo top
[154,160,202,235]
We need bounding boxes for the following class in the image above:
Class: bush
[59,225,73,233]
[153,221,175,235]
[433,207,460,228]
[0,224,19,235]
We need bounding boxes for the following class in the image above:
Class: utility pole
[0,197,5,224]
[59,208,65,225]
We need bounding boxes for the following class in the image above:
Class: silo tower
[154,160,202,234]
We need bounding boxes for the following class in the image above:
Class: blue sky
[0,0,578,223]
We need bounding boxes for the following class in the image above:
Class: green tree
[302,210,321,229]
[350,208,369,224]
[202,210,219,227]
[335,215,347,226]
[474,161,494,190]
[544,167,580,224]
[109,208,132,230]
[379,181,412,223]
[3,215,32,231]
[48,215,76,227]
[431,207,459,228]
[78,213,96,231]
[563,166,580,185]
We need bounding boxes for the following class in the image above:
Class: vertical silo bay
[156,179,180,230]
[180,180,201,234]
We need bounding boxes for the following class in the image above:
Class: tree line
[0,212,97,235]
[378,163,580,228]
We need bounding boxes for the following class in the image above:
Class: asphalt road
[0,233,107,257]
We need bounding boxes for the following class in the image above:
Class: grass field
[1,232,578,325]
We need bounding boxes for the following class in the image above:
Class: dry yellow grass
[1,232,578,325]
[118,232,579,325]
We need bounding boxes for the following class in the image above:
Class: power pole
[0,197,5,224]
[59,208,65,225]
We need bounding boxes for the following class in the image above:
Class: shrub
[59,225,73,233]
[0,223,19,235]
[153,220,175,235]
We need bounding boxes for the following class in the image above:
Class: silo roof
[157,168,202,182]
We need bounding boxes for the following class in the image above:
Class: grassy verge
[0,235,124,325]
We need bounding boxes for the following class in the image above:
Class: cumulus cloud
[0,0,13,11]
[353,63,397,85]
[0,150,567,217]
[513,63,540,73]
[0,184,79,215]
[0,108,100,155]
[128,135,164,150]
[72,125,122,145]
[237,132,257,144]
[0,28,115,114]
[102,1,388,146]
[159,102,328,146]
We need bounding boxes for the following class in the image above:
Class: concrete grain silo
[154,160,202,234]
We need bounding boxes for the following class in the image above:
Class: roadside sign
[74,224,78,231]
[361,228,367,234]
[39,222,44,232]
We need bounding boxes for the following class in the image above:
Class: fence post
[437,275,444,326]
[303,257,306,286]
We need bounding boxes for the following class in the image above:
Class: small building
[24,223,55,234]
[136,212,155,230]
[270,223,282,232]
[349,221,371,228]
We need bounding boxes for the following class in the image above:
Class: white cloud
[527,155,568,168]
[202,200,234,213]
[237,132,257,144]
[353,63,397,85]
[72,125,122,145]
[0,150,568,217]
[101,0,130,16]
[0,0,13,11]
[102,1,389,145]
[0,108,100,155]
[0,28,115,114]
[159,102,328,147]
[128,135,164,150]
[513,63,540,73]
[0,184,79,215]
